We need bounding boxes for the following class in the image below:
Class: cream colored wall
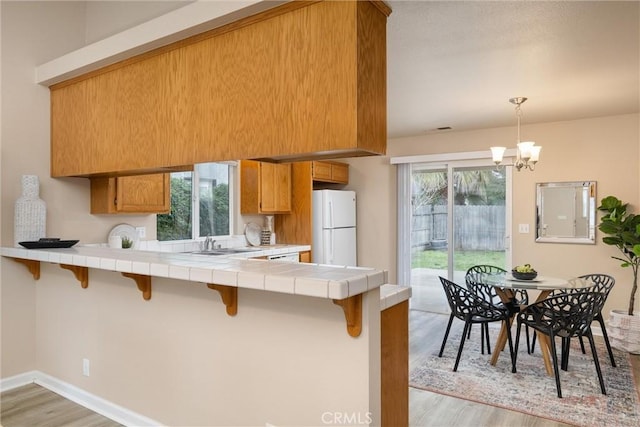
[1,0,86,379]
[84,1,190,44]
[1,1,159,376]
[344,155,397,281]
[29,263,380,425]
[349,113,640,315]
[2,4,381,425]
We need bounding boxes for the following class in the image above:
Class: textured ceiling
[385,1,640,138]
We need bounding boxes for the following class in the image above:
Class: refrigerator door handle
[328,229,334,263]
[328,200,334,229]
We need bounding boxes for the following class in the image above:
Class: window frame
[158,161,236,242]
[193,161,236,240]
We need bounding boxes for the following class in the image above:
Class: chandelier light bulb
[529,145,542,163]
[490,146,506,164]
[517,141,535,160]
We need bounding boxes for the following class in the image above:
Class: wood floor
[2,310,638,427]
[0,383,121,427]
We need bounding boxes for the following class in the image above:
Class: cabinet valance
[50,1,390,178]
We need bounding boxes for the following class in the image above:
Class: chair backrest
[579,274,615,296]
[464,265,505,303]
[466,265,506,277]
[439,276,506,321]
[522,290,606,338]
[549,274,614,312]
[464,265,529,305]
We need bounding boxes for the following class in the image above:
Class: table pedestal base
[491,289,554,376]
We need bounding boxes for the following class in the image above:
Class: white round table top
[483,273,594,291]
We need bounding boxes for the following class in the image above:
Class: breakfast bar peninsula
[1,245,405,426]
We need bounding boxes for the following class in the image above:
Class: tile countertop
[379,284,412,310]
[1,245,391,301]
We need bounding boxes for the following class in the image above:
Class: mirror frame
[535,181,596,244]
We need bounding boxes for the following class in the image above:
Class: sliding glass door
[408,160,510,313]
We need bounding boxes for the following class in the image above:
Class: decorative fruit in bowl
[512,263,538,280]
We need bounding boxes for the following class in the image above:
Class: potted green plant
[121,236,133,249]
[597,195,640,353]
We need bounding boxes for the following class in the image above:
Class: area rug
[410,322,640,427]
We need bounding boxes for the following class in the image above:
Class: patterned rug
[410,322,640,427]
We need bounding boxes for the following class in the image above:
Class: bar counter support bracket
[121,273,152,300]
[60,264,89,288]
[333,294,362,338]
[13,258,40,280]
[207,284,238,316]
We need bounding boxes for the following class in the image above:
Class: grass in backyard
[412,249,506,271]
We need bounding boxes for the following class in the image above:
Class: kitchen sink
[188,247,263,256]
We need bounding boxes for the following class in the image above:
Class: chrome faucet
[203,236,215,251]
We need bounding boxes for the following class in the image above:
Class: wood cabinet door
[330,162,349,183]
[312,161,333,181]
[240,160,291,214]
[240,160,260,214]
[259,163,291,213]
[273,163,292,212]
[259,162,278,212]
[116,174,170,213]
[312,161,349,184]
[299,250,312,263]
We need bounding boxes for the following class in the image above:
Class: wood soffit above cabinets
[49,1,391,178]
[48,1,391,89]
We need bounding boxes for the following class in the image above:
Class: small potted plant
[597,195,640,353]
[121,236,133,249]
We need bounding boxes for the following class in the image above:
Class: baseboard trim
[1,371,161,426]
[0,371,39,392]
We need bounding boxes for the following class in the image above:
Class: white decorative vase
[607,309,640,354]
[14,175,47,247]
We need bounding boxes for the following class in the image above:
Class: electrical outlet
[518,224,530,233]
[135,226,146,239]
[82,358,90,377]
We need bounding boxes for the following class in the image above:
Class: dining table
[482,273,596,375]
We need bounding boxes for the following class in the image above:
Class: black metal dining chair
[439,276,516,372]
[465,265,533,354]
[530,274,616,367]
[514,290,607,398]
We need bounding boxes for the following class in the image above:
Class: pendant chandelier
[490,97,541,171]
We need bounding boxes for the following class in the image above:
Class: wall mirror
[536,181,596,244]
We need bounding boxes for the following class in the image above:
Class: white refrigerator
[312,189,357,266]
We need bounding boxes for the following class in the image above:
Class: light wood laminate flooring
[1,383,121,427]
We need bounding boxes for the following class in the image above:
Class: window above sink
[157,162,236,242]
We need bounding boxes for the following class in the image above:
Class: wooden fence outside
[412,205,505,251]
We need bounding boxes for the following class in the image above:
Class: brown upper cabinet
[312,161,349,184]
[240,160,292,214]
[90,174,170,214]
[48,1,390,178]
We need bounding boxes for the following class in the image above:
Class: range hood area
[47,0,391,178]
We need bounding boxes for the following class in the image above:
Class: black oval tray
[19,239,79,249]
